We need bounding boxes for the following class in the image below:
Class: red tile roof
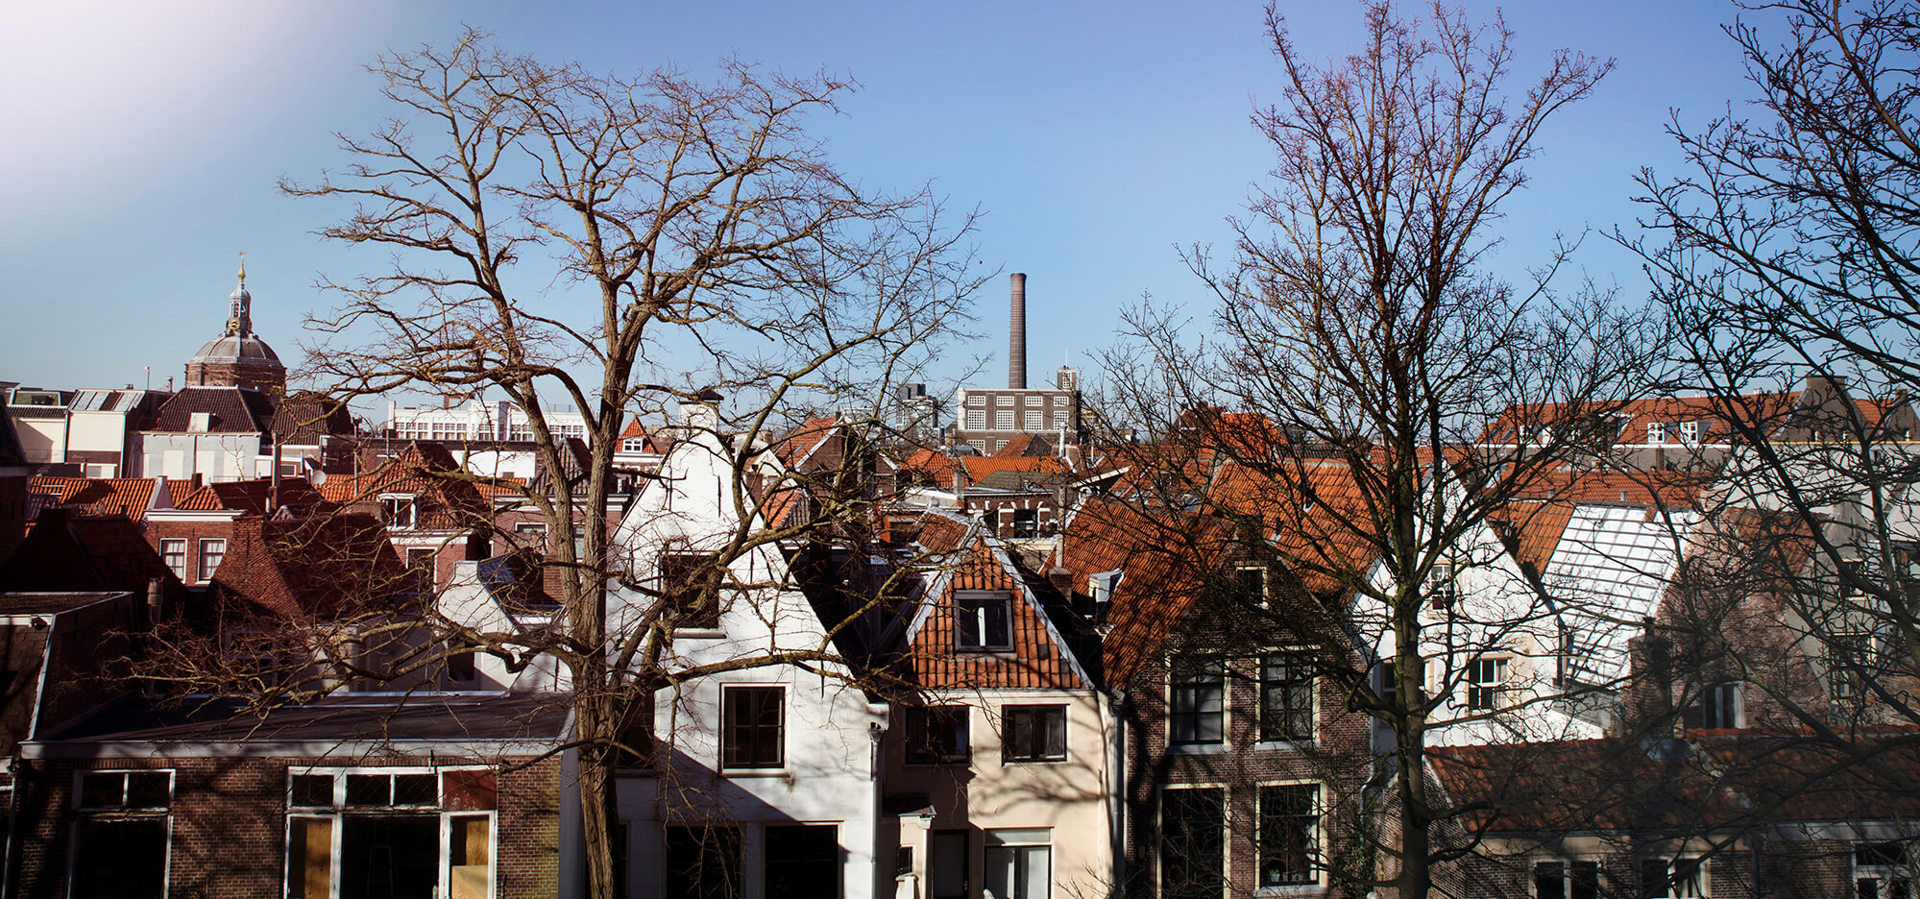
[316,443,491,531]
[1056,498,1232,686]
[28,477,161,520]
[209,513,406,619]
[175,478,328,514]
[902,520,1090,691]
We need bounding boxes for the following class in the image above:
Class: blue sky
[0,1,1764,413]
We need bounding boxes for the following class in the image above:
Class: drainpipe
[1107,689,1127,893]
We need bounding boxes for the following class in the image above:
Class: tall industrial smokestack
[1008,272,1028,389]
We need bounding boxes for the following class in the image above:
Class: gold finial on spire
[238,251,247,286]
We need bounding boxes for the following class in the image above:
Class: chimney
[1008,273,1027,389]
[1622,618,1675,736]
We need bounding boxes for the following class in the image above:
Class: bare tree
[1100,3,1639,896]
[1627,0,1920,812]
[274,32,980,898]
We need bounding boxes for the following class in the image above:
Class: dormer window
[381,496,420,529]
[955,592,1013,652]
[1680,421,1700,444]
[1647,422,1666,444]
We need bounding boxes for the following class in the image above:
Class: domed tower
[185,259,286,396]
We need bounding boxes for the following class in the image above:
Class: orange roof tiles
[28,476,161,520]
[902,520,1089,691]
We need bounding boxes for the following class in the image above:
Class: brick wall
[14,753,562,899]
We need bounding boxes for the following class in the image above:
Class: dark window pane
[1261,655,1314,742]
[125,772,170,809]
[906,706,970,764]
[1170,659,1224,745]
[666,826,743,899]
[1258,784,1317,886]
[291,775,334,808]
[956,597,1012,651]
[1160,789,1224,899]
[722,687,784,769]
[72,818,167,899]
[345,774,390,807]
[765,825,839,899]
[79,773,123,809]
[341,815,439,899]
[392,774,437,806]
[1003,706,1067,762]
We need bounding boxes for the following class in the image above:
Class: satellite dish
[303,457,328,486]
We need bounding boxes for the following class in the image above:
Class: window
[1639,856,1705,898]
[955,593,1013,651]
[721,686,784,769]
[1468,657,1509,710]
[1169,658,1225,746]
[447,650,477,683]
[995,396,1013,406]
[196,538,226,583]
[967,410,986,430]
[1002,705,1067,762]
[985,828,1051,899]
[1687,682,1742,729]
[1024,410,1043,430]
[1830,633,1872,701]
[1376,660,1398,706]
[1536,860,1601,899]
[666,826,743,899]
[1647,423,1666,443]
[1159,788,1224,899]
[380,496,420,529]
[659,551,723,629]
[905,706,970,764]
[1258,784,1319,886]
[1051,410,1067,429]
[1012,508,1038,537]
[160,539,187,581]
[1679,420,1700,444]
[72,770,172,899]
[967,395,986,406]
[1234,565,1268,605]
[622,437,648,452]
[1261,654,1315,742]
[1429,562,1459,610]
[1856,842,1912,899]
[765,825,840,899]
[996,411,1015,430]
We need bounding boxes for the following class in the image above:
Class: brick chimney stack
[1008,273,1027,389]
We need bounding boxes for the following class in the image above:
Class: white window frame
[1533,858,1601,899]
[1854,842,1913,899]
[1647,422,1666,444]
[160,539,188,581]
[1639,855,1706,899]
[967,410,987,430]
[984,827,1052,899]
[1256,780,1324,888]
[1168,656,1227,748]
[1694,681,1743,729]
[1679,420,1700,444]
[1467,656,1509,711]
[1024,410,1043,431]
[283,766,496,899]
[996,410,1015,430]
[70,769,175,899]
[196,538,226,583]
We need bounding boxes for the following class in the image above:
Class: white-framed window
[196,538,226,583]
[285,767,495,899]
[381,496,420,529]
[160,539,187,581]
[621,437,648,452]
[1024,410,1043,430]
[1234,565,1268,605]
[1679,420,1700,444]
[1258,782,1321,887]
[1830,632,1873,701]
[1467,657,1509,710]
[1051,410,1067,429]
[967,410,987,430]
[996,411,1015,430]
[1534,858,1600,898]
[966,395,985,406]
[1639,855,1706,898]
[1261,653,1315,743]
[995,395,1013,406]
[721,685,785,770]
[72,769,173,899]
[1169,657,1226,746]
[1159,787,1224,899]
[1002,705,1067,762]
[1688,681,1743,729]
[1429,561,1460,611]
[1647,422,1666,444]
[985,828,1052,899]
[1854,842,1912,899]
[955,592,1013,652]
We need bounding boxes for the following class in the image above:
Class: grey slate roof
[149,386,276,433]
[35,691,573,749]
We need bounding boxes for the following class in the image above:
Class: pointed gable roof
[209,513,405,619]
[898,511,1092,691]
[317,442,490,530]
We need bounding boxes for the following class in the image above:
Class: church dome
[185,260,287,395]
